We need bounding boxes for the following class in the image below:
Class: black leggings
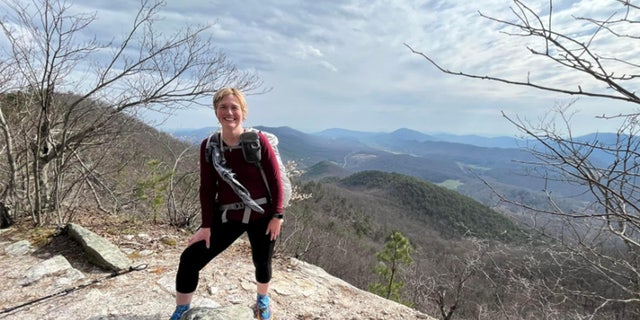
[175,216,275,294]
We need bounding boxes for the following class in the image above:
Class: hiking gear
[206,131,265,214]
[256,294,272,320]
[220,197,269,224]
[240,131,261,164]
[254,129,292,208]
[205,128,292,208]
[239,130,275,210]
[169,304,190,320]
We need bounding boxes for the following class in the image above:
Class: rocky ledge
[0,224,433,320]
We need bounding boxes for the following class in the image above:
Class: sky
[6,0,640,137]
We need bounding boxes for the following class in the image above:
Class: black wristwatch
[273,214,284,219]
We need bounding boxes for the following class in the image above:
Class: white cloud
[6,0,639,136]
[295,44,324,59]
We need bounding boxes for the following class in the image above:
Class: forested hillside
[278,169,532,286]
[0,91,202,227]
[338,171,528,241]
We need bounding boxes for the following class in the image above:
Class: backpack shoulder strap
[204,131,221,164]
[243,128,276,204]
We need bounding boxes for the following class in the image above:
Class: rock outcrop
[0,223,434,320]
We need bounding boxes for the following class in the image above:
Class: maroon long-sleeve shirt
[199,131,283,227]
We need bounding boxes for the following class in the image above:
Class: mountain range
[169,126,606,212]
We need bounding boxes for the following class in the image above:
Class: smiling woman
[169,87,284,320]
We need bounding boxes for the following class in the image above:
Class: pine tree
[369,231,413,306]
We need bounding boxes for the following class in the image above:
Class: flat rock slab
[181,305,254,320]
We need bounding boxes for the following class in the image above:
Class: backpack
[205,128,292,208]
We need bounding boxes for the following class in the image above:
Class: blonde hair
[213,87,248,118]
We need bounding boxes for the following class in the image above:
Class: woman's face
[215,94,245,131]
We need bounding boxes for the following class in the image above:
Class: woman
[169,87,284,320]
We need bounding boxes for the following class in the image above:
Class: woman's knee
[178,242,209,271]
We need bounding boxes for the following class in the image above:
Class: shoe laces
[257,294,271,319]
[169,304,190,320]
[257,294,270,310]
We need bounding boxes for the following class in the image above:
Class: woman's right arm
[199,138,217,228]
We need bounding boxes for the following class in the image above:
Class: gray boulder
[67,223,131,271]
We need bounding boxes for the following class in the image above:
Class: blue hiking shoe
[169,304,189,320]
[256,294,272,320]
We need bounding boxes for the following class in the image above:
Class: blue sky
[10,0,640,136]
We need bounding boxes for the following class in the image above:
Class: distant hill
[303,160,352,181]
[337,170,529,241]
[169,127,215,144]
[429,133,524,149]
[317,127,524,148]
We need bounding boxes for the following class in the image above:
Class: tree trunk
[0,202,12,228]
[0,107,17,228]
[33,155,55,225]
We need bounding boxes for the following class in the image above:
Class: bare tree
[165,142,199,227]
[407,0,640,105]
[408,0,640,317]
[0,0,261,226]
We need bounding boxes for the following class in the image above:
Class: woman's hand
[188,227,211,248]
[266,217,283,241]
